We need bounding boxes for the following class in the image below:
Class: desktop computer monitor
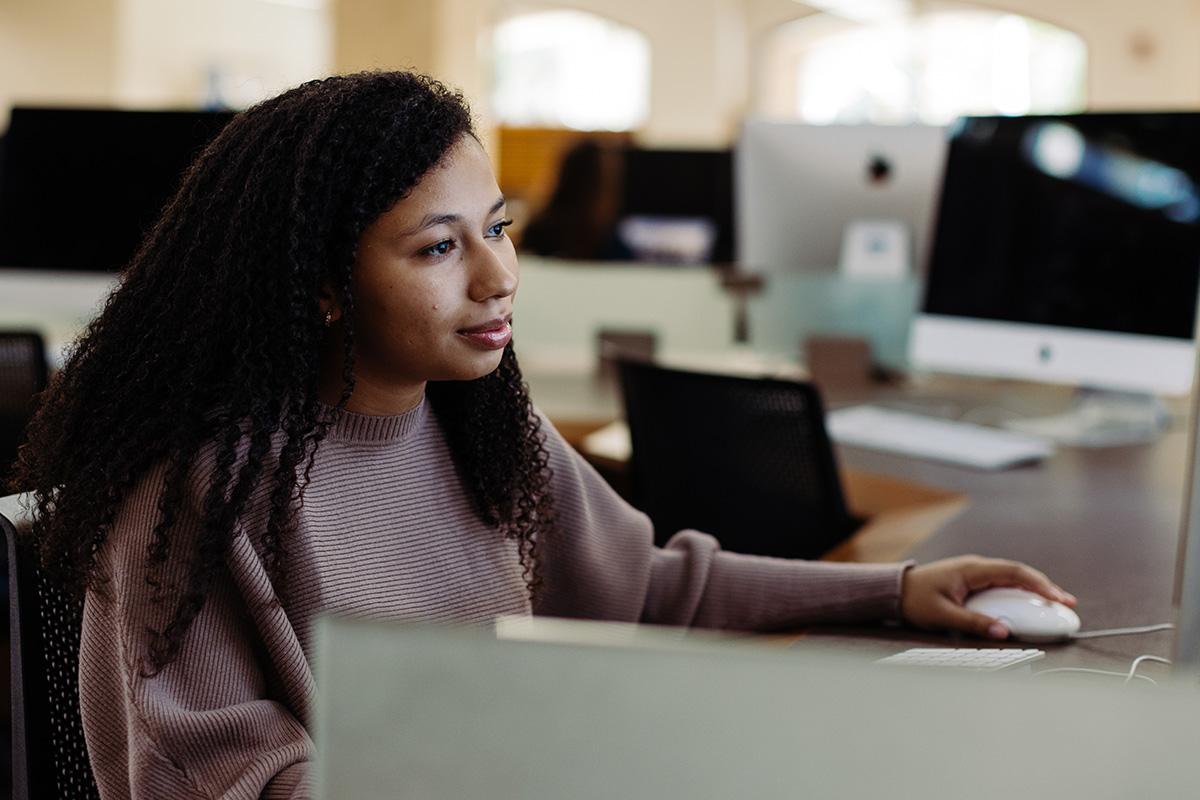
[617,147,735,264]
[1174,338,1200,673]
[0,107,235,273]
[734,120,946,273]
[909,113,1200,399]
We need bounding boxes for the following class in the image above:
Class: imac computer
[1177,338,1200,673]
[0,106,235,273]
[619,147,734,264]
[0,108,234,369]
[909,113,1200,445]
[735,120,946,274]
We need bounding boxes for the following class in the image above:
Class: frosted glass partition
[513,258,736,373]
[314,616,1200,800]
[746,274,922,370]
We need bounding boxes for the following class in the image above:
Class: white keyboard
[827,405,1054,470]
[876,647,1045,672]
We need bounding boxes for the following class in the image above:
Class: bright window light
[491,10,650,131]
[767,9,1086,125]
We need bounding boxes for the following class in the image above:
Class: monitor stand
[1001,388,1170,447]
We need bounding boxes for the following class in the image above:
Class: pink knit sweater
[79,400,907,799]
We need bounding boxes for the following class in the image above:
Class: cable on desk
[1033,654,1172,687]
[1125,655,1171,684]
[958,404,1031,426]
[1034,668,1158,686]
[1071,623,1174,639]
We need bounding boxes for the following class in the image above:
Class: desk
[527,368,1187,675]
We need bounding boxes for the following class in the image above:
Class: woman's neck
[318,339,425,416]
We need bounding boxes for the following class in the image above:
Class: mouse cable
[1125,655,1171,684]
[1033,654,1172,687]
[1070,623,1175,639]
[1033,668,1158,686]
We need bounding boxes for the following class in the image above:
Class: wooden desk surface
[818,382,1186,673]
[527,369,1188,674]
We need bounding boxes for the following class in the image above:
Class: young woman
[15,72,1074,799]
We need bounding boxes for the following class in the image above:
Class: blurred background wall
[4,0,1199,137]
[4,0,1199,225]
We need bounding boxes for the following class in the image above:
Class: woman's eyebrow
[400,196,507,237]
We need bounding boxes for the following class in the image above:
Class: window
[491,10,650,131]
[759,8,1087,125]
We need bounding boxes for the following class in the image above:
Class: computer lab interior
[4,1,1200,797]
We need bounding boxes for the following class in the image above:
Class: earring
[323,310,333,328]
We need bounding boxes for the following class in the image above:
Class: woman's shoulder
[530,405,575,458]
[110,428,286,548]
[530,405,621,498]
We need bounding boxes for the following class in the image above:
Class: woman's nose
[469,244,518,302]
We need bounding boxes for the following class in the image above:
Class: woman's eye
[488,218,514,238]
[422,240,454,257]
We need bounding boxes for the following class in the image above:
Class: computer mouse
[964,587,1081,643]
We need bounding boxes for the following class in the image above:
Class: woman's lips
[457,318,512,350]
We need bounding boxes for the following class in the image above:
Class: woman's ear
[317,284,342,326]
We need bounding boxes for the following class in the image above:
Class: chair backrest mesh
[617,360,858,560]
[36,570,99,798]
[3,498,100,799]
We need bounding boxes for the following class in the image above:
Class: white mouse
[964,587,1081,642]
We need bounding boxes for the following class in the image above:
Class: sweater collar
[322,396,429,444]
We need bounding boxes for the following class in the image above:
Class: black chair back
[0,332,48,481]
[3,496,100,799]
[617,360,859,559]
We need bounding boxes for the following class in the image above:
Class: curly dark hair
[12,71,555,672]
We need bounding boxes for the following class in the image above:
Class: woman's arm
[531,415,907,630]
[531,414,1075,637]
[80,465,313,799]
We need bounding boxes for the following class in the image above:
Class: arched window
[758,8,1087,125]
[491,10,650,131]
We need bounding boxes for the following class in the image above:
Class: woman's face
[341,135,518,408]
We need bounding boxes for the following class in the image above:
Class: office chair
[0,332,49,481]
[3,495,101,799]
[616,360,859,560]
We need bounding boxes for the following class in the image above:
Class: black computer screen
[923,113,1200,340]
[0,107,235,272]
[620,148,735,263]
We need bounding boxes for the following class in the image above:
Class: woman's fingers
[938,600,1010,639]
[900,556,1076,636]
[964,559,1077,606]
